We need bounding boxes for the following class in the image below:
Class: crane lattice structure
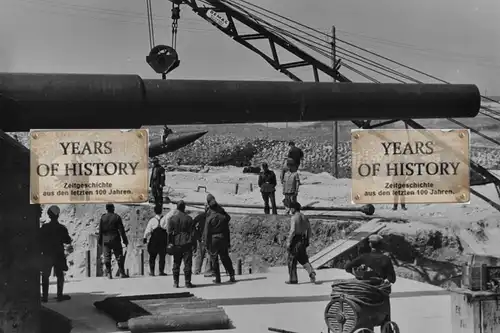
[156,0,500,211]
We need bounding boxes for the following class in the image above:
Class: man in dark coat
[203,194,236,284]
[287,141,304,168]
[345,234,396,331]
[167,201,196,288]
[193,208,213,276]
[258,162,278,215]
[40,205,72,302]
[150,157,166,207]
[98,203,129,279]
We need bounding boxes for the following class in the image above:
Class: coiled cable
[331,279,391,307]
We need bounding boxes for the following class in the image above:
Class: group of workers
[142,193,236,288]
[258,141,304,215]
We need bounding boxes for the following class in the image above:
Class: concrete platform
[44,267,451,333]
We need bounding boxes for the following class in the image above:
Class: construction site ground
[44,266,451,333]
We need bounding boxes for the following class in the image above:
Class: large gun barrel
[0,73,480,131]
[149,130,208,157]
[165,197,375,216]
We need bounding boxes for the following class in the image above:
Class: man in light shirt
[143,205,168,276]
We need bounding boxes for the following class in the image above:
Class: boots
[56,276,71,302]
[173,273,180,288]
[185,272,195,288]
[119,261,129,278]
[41,276,49,303]
[303,263,316,284]
[229,275,236,283]
[105,264,113,279]
[149,262,155,276]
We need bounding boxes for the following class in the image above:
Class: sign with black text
[351,129,470,204]
[30,129,149,204]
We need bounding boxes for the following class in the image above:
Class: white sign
[206,9,230,29]
[351,129,470,205]
[30,129,149,204]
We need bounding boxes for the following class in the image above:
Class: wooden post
[234,183,239,195]
[140,250,145,276]
[86,250,91,277]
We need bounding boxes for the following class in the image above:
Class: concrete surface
[43,267,451,333]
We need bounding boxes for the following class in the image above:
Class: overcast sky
[1,0,499,94]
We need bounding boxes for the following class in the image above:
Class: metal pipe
[167,197,375,215]
[0,73,480,131]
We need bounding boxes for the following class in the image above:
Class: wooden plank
[310,218,386,269]
[480,299,500,333]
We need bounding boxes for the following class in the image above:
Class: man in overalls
[150,158,166,207]
[143,205,168,276]
[286,202,316,284]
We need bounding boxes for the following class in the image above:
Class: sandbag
[120,309,231,332]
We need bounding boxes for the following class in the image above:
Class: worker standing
[167,201,196,288]
[286,202,316,284]
[258,162,278,215]
[287,141,304,168]
[40,205,72,303]
[193,208,213,276]
[150,158,166,207]
[204,194,236,284]
[98,204,129,279]
[282,159,300,215]
[344,234,396,331]
[143,205,168,276]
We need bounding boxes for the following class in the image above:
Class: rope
[331,279,391,307]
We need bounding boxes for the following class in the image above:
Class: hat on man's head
[368,234,383,244]
[206,193,217,207]
[177,200,186,211]
[48,205,60,217]
[105,203,115,211]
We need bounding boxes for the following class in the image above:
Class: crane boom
[175,0,500,207]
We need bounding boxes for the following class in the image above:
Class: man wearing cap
[150,158,166,207]
[40,205,72,302]
[345,234,396,330]
[345,234,396,284]
[286,202,316,284]
[167,200,196,288]
[258,162,278,215]
[281,159,300,215]
[287,141,304,168]
[98,204,129,279]
[204,194,237,284]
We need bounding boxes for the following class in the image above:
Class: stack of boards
[94,292,231,332]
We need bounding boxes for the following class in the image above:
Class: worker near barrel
[345,234,396,284]
[345,234,396,330]
[203,194,237,284]
[167,200,196,288]
[150,157,166,207]
[286,202,316,284]
[281,158,300,215]
[258,162,278,215]
[193,207,213,277]
[98,203,129,279]
[40,205,72,303]
[143,204,168,276]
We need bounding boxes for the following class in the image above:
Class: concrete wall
[0,131,41,332]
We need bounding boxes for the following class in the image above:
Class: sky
[1,0,499,94]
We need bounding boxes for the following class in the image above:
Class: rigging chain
[171,2,181,49]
